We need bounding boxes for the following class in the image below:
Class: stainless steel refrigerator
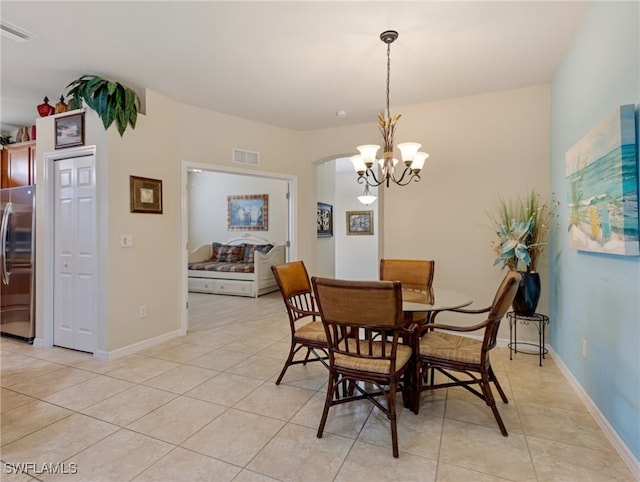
[1,185,35,342]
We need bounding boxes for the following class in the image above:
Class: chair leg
[317,371,337,439]
[275,342,297,385]
[480,371,508,436]
[302,347,313,365]
[488,365,509,403]
[412,359,423,414]
[388,381,400,458]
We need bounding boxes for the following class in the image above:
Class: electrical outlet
[582,339,588,359]
[139,305,147,319]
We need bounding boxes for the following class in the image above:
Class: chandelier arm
[389,166,418,186]
[364,168,385,187]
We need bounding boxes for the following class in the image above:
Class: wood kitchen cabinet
[1,140,36,187]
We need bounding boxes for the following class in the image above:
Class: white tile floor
[0,292,635,481]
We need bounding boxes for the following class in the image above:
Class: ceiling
[1,1,591,133]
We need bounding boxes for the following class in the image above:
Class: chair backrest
[380,258,435,291]
[271,261,317,323]
[311,277,404,367]
[483,270,522,352]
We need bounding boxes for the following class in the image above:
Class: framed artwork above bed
[227,194,268,231]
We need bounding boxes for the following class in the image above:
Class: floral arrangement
[488,191,556,272]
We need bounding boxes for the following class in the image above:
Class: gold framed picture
[346,210,374,235]
[130,175,163,214]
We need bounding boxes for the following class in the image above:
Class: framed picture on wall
[228,194,268,230]
[55,112,85,149]
[317,202,333,237]
[130,175,163,214]
[346,210,373,235]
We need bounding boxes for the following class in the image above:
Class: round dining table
[402,287,472,322]
[399,287,472,412]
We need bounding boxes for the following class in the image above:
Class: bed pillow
[210,242,223,261]
[217,244,244,262]
[243,244,273,263]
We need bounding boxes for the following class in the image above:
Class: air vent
[1,20,35,43]
[233,148,260,166]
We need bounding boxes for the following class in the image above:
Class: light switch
[121,234,134,247]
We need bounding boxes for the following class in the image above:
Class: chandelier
[350,30,429,187]
[357,183,377,205]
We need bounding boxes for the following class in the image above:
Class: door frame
[180,160,297,333]
[41,145,103,352]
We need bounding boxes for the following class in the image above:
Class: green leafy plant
[488,191,556,272]
[66,75,140,136]
[0,131,14,146]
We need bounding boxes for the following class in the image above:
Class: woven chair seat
[335,339,412,374]
[420,331,482,365]
[296,320,327,343]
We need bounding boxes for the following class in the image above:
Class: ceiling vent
[233,148,260,166]
[1,20,35,43]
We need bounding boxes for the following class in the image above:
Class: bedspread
[188,261,254,273]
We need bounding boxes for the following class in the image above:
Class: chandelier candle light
[351,30,429,188]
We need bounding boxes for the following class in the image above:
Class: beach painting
[565,104,639,255]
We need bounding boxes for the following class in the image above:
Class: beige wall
[35,84,550,354]
[303,84,550,332]
[384,86,551,314]
[105,90,180,350]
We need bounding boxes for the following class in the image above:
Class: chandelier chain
[386,41,391,117]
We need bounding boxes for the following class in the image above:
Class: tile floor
[0,292,635,481]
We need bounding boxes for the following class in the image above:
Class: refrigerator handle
[1,201,13,285]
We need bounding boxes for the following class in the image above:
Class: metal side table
[507,311,549,366]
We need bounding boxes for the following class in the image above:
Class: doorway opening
[316,157,380,280]
[179,161,296,334]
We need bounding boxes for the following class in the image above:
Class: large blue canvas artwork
[565,104,639,256]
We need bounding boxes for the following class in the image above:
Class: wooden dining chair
[380,258,435,324]
[311,276,416,458]
[271,261,328,385]
[413,270,521,435]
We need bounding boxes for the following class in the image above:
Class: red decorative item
[31,125,36,140]
[37,96,55,117]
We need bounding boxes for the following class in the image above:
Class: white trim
[93,329,183,361]
[549,347,640,479]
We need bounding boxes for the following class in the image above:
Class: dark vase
[512,271,541,316]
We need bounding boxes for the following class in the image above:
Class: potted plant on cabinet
[488,190,555,316]
[65,74,141,136]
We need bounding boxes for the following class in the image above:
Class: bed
[188,235,285,297]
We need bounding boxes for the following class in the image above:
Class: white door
[53,154,97,352]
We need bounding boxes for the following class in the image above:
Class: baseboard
[93,329,185,361]
[549,347,640,479]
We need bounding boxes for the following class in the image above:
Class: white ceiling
[1,1,591,133]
